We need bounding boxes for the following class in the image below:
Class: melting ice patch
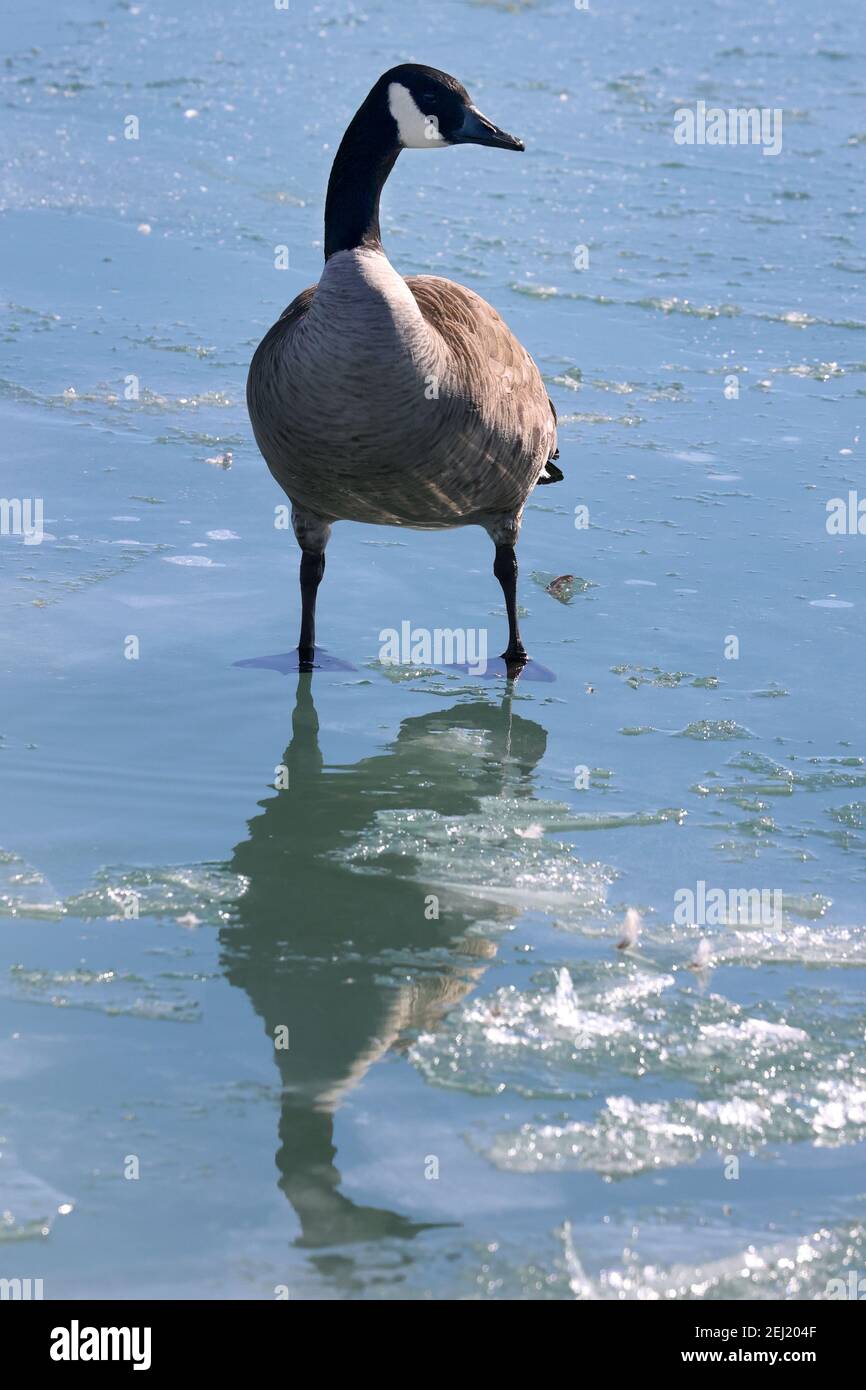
[6,963,204,1023]
[411,963,685,1098]
[696,1019,808,1048]
[1,856,247,928]
[333,795,618,921]
[484,1075,866,1179]
[63,864,247,925]
[0,849,65,919]
[0,1147,74,1242]
[462,1218,866,1301]
[710,922,866,967]
[424,970,666,1094]
[696,749,866,802]
[558,1220,866,1301]
[1,860,244,1019]
[162,554,223,567]
[412,955,866,1172]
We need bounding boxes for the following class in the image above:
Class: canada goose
[247,63,562,673]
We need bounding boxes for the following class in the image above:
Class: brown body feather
[247,247,557,543]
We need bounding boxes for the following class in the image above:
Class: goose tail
[536,397,563,485]
[537,457,563,485]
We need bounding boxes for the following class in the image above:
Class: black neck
[324,98,400,260]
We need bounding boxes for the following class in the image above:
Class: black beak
[451,104,524,151]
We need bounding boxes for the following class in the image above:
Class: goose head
[324,65,523,259]
[381,63,524,153]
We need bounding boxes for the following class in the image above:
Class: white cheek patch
[387,81,447,149]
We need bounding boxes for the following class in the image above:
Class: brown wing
[277,287,317,325]
[405,274,559,477]
[247,286,317,449]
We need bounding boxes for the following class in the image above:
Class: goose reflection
[219,677,548,1252]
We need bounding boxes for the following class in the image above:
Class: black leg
[493,543,527,669]
[298,550,326,669]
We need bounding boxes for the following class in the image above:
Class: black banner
[4,1298,860,1373]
